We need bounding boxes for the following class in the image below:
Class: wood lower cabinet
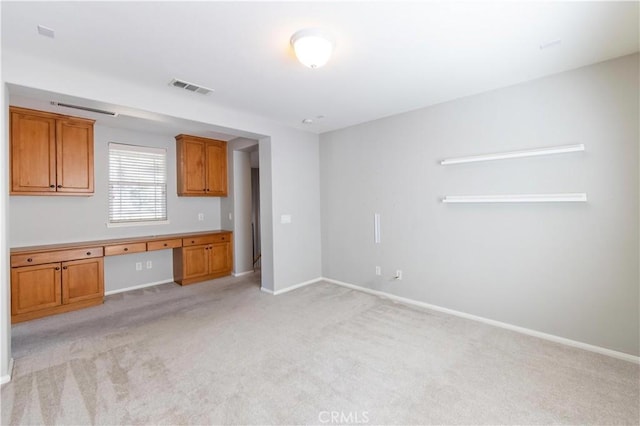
[10,106,95,196]
[11,253,104,323]
[176,134,227,197]
[173,232,233,285]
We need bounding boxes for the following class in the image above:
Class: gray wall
[9,125,224,293]
[320,54,639,356]
[232,150,254,274]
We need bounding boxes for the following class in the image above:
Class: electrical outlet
[375,266,381,276]
[395,270,402,280]
[135,262,142,271]
[198,213,204,221]
[146,260,153,269]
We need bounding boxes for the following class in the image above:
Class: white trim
[0,358,14,385]
[442,193,587,203]
[273,277,323,295]
[106,220,170,228]
[440,143,585,165]
[104,279,175,296]
[233,270,254,277]
[261,277,323,296]
[321,277,639,364]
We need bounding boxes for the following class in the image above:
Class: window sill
[106,220,170,228]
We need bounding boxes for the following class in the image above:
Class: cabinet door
[205,141,228,196]
[62,258,104,304]
[182,245,210,280]
[56,119,94,193]
[10,110,57,193]
[178,138,206,195]
[11,263,62,315]
[210,241,232,275]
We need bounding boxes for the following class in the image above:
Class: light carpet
[1,273,638,425]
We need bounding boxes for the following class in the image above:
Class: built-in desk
[10,230,233,323]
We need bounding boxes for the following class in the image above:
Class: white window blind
[109,143,167,224]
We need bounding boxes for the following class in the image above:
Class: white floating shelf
[440,144,584,165]
[442,193,588,203]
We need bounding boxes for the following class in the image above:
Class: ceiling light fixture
[290,28,334,69]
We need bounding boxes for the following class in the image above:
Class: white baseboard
[273,277,323,295]
[321,277,639,364]
[0,358,14,385]
[105,279,175,296]
[260,277,323,296]
[233,270,254,277]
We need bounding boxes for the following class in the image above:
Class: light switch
[280,214,292,224]
[198,213,204,221]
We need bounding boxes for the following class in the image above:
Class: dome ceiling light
[290,28,335,69]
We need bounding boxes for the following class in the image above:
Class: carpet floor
[1,273,638,425]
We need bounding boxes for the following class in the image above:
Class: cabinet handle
[62,266,68,270]
[55,267,60,271]
[206,189,210,192]
[163,243,168,247]
[49,184,55,188]
[191,240,195,244]
[221,237,225,240]
[57,185,62,188]
[124,248,128,252]
[27,258,33,263]
[86,252,91,256]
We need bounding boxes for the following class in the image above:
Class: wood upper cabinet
[10,106,95,195]
[176,134,227,196]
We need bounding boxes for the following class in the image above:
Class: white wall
[320,54,639,356]
[1,46,322,379]
[0,81,12,382]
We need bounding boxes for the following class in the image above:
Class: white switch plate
[395,270,402,280]
[280,214,292,224]
[146,261,153,269]
[228,212,233,221]
[135,262,142,271]
[198,213,204,221]
[375,266,381,276]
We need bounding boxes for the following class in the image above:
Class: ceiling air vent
[50,101,118,116]
[169,78,214,95]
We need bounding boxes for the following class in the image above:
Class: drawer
[104,242,147,256]
[182,233,230,247]
[11,247,103,267]
[147,239,182,251]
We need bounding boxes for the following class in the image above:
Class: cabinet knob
[124,247,128,252]
[55,267,60,271]
[86,252,91,256]
[27,258,33,263]
[221,237,225,240]
[191,240,195,244]
[62,266,68,270]
[49,184,55,188]
[206,189,210,192]
[163,243,168,247]
[57,185,62,188]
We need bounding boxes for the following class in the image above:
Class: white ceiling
[2,1,638,134]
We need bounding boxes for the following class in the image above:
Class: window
[108,143,167,226]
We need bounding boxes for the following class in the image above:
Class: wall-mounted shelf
[440,144,585,165]
[441,193,588,203]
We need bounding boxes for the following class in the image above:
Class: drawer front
[147,239,182,251]
[11,247,103,267]
[182,233,230,247]
[104,242,147,256]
